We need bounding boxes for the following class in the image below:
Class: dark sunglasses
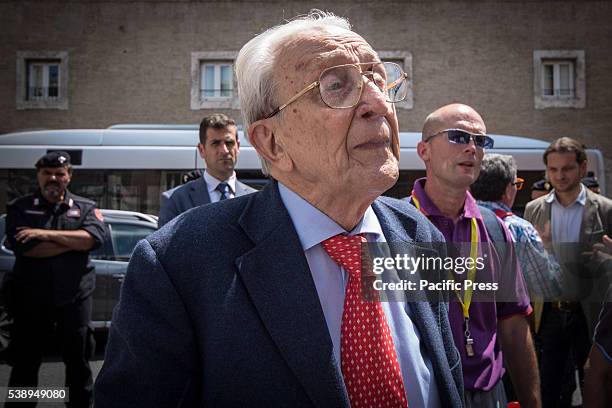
[425,129,494,149]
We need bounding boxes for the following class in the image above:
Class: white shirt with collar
[204,170,237,203]
[278,182,440,408]
[546,183,587,244]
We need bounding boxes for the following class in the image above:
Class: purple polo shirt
[411,178,532,391]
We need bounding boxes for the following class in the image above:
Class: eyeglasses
[424,129,494,149]
[264,61,409,119]
[512,177,525,190]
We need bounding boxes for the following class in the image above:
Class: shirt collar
[34,189,73,208]
[61,190,74,208]
[204,170,236,195]
[33,190,47,207]
[278,182,382,251]
[411,177,482,220]
[476,200,511,213]
[546,183,587,206]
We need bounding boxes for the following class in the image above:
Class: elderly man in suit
[95,11,463,407]
[524,137,612,407]
[157,113,256,227]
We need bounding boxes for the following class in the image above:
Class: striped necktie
[216,182,230,200]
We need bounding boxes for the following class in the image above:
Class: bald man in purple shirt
[409,103,540,407]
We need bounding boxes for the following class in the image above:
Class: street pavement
[0,349,584,407]
[0,355,103,407]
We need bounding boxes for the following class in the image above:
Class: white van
[0,125,605,215]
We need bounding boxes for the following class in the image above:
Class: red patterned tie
[322,234,408,408]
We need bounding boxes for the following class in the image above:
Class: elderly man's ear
[248,120,293,173]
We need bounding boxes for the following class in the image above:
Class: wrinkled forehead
[274,27,378,81]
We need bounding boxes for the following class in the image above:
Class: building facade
[2,0,612,193]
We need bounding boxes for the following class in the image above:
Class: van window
[0,169,184,215]
[1,167,546,216]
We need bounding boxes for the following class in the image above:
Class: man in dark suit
[95,11,463,407]
[157,113,257,227]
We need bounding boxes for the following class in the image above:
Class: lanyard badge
[411,191,479,357]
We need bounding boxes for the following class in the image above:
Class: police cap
[35,151,72,169]
[582,176,599,189]
[531,179,551,192]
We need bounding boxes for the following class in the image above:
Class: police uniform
[3,152,105,408]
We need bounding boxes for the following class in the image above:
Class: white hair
[235,10,352,175]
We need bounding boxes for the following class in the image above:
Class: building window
[27,60,61,100]
[16,51,68,110]
[377,51,413,110]
[542,61,575,97]
[200,62,233,98]
[533,50,585,109]
[191,51,239,110]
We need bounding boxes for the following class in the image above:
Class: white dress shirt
[278,182,441,408]
[546,184,587,244]
[204,170,237,203]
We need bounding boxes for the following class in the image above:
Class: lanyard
[410,191,479,319]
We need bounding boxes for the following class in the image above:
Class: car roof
[0,127,551,149]
[0,211,157,228]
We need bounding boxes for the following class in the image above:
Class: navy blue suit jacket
[158,175,256,227]
[95,181,463,407]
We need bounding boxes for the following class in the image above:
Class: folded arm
[17,228,95,257]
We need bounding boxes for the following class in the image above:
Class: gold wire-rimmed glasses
[264,61,409,119]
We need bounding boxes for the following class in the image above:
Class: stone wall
[2,0,611,192]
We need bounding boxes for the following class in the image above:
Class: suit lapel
[580,191,603,245]
[533,198,551,333]
[543,199,551,228]
[189,176,211,207]
[371,200,460,404]
[534,198,551,230]
[236,181,348,408]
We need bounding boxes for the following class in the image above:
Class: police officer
[4,151,105,408]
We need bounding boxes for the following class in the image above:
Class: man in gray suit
[524,137,612,407]
[158,113,257,227]
[95,11,463,407]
